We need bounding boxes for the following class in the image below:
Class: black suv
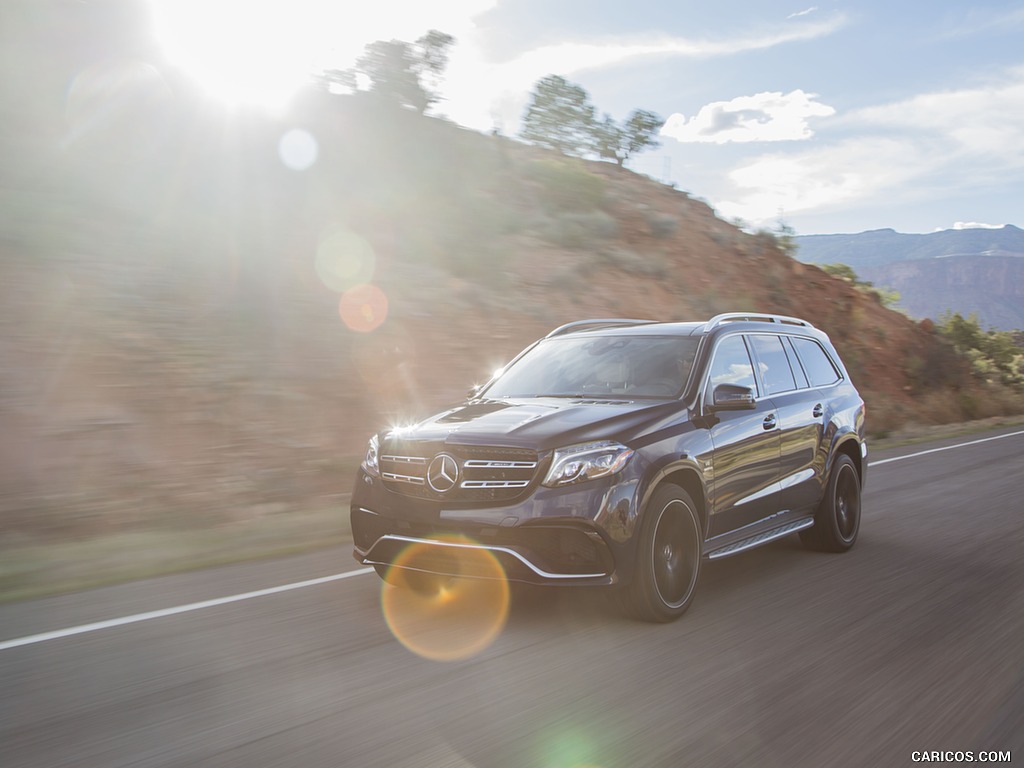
[351,313,866,622]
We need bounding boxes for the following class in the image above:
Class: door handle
[763,413,777,430]
[812,403,823,418]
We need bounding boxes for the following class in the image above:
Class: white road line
[868,429,1024,467]
[0,567,374,652]
[2,429,1022,653]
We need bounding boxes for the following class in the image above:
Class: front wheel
[800,453,861,552]
[621,484,703,623]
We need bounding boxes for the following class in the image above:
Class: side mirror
[467,384,484,400]
[711,383,756,410]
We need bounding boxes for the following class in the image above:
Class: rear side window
[790,337,841,387]
[749,334,797,395]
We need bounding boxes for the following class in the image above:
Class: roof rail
[545,318,659,338]
[704,312,813,332]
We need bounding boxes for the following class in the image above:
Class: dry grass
[0,503,350,604]
[868,414,1024,451]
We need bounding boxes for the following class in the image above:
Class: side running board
[704,517,814,560]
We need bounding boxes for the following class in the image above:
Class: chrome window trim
[701,331,847,402]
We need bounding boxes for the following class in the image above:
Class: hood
[384,397,687,451]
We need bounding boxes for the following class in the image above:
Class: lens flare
[540,730,606,768]
[64,60,172,152]
[339,283,388,332]
[381,536,511,662]
[278,128,318,171]
[315,229,375,293]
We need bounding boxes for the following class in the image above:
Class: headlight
[361,434,380,477]
[542,440,634,487]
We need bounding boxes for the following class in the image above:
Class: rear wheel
[622,484,702,622]
[800,453,861,552]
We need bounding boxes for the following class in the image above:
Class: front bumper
[351,505,618,586]
[350,466,642,586]
[355,530,614,586]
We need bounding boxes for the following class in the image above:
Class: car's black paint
[350,314,866,621]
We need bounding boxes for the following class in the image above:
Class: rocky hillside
[794,226,1024,329]
[2,88,1021,539]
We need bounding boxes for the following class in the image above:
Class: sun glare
[149,0,361,110]
[149,0,497,111]
[380,536,511,661]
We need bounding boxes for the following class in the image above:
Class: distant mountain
[794,226,1024,329]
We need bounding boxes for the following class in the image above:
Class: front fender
[635,454,709,535]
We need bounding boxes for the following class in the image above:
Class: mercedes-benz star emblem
[427,454,460,493]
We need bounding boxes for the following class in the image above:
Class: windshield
[483,335,700,399]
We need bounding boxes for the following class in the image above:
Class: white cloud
[787,7,818,20]
[660,90,834,144]
[442,14,847,132]
[714,67,1024,225]
[935,7,1024,39]
[843,69,1024,165]
[951,221,1004,230]
[716,137,921,223]
[492,14,846,77]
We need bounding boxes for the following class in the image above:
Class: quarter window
[791,337,841,387]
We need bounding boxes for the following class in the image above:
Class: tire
[621,484,703,622]
[800,453,861,552]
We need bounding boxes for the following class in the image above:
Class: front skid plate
[362,534,610,581]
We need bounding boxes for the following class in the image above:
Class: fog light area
[380,536,511,662]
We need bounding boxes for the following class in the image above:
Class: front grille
[379,444,542,503]
[380,454,427,486]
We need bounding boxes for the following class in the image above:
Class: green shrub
[599,247,666,278]
[525,158,607,212]
[820,263,900,308]
[645,211,679,238]
[538,210,618,249]
[937,312,1024,391]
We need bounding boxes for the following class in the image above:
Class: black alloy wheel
[623,484,702,622]
[800,453,861,552]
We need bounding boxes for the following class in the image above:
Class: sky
[148,0,1024,235]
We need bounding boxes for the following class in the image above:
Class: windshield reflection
[483,335,699,400]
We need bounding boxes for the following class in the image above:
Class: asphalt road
[2,426,1022,767]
